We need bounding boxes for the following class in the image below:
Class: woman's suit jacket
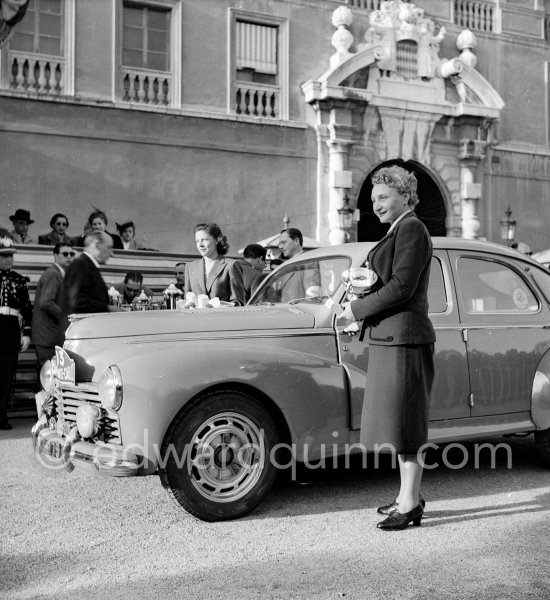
[350,212,436,346]
[184,257,236,302]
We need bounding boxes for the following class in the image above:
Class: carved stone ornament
[358,0,446,80]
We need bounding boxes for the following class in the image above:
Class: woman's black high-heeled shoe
[376,504,424,530]
[377,494,425,516]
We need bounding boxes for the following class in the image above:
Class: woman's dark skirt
[360,343,434,454]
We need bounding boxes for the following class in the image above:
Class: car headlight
[98,365,123,411]
[40,359,55,395]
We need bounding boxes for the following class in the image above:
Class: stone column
[327,140,353,245]
[459,156,482,239]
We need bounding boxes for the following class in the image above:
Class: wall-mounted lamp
[499,205,516,246]
[337,194,354,242]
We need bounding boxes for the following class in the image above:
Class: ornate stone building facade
[0,0,548,253]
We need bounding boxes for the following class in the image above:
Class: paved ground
[2,417,550,600]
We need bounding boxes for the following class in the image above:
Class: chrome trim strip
[126,329,335,344]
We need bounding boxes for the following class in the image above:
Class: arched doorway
[357,159,447,241]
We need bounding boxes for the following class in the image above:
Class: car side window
[457,257,539,314]
[254,256,350,304]
[428,256,447,314]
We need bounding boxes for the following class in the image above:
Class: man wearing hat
[9,208,35,244]
[0,229,32,430]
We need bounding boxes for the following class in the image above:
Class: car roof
[284,237,542,266]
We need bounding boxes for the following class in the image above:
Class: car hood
[65,305,316,340]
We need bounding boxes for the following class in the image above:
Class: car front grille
[55,382,122,444]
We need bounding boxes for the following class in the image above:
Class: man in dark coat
[63,231,118,318]
[0,230,32,430]
[230,244,267,305]
[32,242,75,367]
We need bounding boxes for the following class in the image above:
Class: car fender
[532,350,550,431]
[112,336,350,471]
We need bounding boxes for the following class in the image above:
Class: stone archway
[357,159,447,241]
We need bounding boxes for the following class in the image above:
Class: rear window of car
[456,257,539,314]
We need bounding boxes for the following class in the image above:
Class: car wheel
[535,429,550,467]
[159,390,280,521]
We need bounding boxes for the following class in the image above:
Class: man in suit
[230,244,267,305]
[38,213,72,246]
[174,262,186,292]
[32,242,75,367]
[9,208,34,244]
[278,228,304,260]
[113,271,154,305]
[63,231,119,317]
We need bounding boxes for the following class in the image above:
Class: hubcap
[188,412,266,503]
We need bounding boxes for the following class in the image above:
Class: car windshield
[252,256,351,304]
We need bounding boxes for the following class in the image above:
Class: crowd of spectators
[3,207,150,250]
[1,213,306,428]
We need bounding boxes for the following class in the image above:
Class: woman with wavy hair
[184,223,236,303]
[339,165,436,531]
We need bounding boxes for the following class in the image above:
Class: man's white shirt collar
[83,251,100,268]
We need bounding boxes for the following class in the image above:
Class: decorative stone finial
[330,5,354,67]
[283,214,290,229]
[457,29,477,69]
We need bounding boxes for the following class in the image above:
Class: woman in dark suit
[185,223,236,303]
[339,165,436,531]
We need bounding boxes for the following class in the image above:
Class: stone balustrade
[7,50,65,94]
[235,81,279,119]
[344,0,381,11]
[121,67,171,106]
[454,0,495,33]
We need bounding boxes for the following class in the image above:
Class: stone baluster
[26,58,37,92]
[37,61,47,93]
[14,58,25,91]
[137,76,146,103]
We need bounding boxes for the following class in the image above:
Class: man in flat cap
[0,229,32,430]
[9,208,35,245]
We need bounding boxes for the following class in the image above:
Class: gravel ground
[2,418,550,600]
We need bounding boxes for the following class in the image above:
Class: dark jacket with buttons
[350,212,436,346]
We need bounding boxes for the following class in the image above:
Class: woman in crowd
[116,220,138,250]
[339,165,436,531]
[184,223,236,303]
[74,210,123,249]
[38,213,72,246]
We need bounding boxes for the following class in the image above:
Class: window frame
[113,0,181,107]
[227,8,289,121]
[0,0,75,96]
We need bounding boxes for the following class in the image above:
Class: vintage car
[32,238,550,521]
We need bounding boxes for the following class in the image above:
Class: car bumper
[31,414,139,477]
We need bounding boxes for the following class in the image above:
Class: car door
[428,249,471,421]
[449,251,548,417]
[339,251,471,430]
